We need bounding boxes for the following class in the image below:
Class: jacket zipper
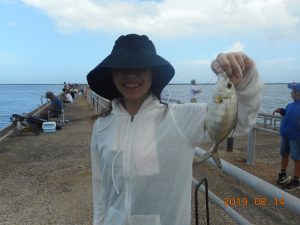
[125,115,134,221]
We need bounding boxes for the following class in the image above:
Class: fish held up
[198,73,238,168]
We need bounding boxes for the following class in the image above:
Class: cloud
[224,42,245,53]
[184,41,244,66]
[22,0,300,40]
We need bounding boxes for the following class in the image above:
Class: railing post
[247,126,256,165]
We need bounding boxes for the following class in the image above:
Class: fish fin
[229,103,239,137]
[226,118,238,139]
[228,125,237,137]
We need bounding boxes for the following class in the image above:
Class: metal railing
[161,97,182,104]
[246,113,281,165]
[256,113,282,130]
[192,175,252,225]
[85,89,110,114]
[194,148,300,218]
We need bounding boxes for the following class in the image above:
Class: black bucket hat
[86,34,175,100]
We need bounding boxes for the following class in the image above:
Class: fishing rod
[196,75,217,92]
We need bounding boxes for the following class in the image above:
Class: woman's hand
[211,52,254,86]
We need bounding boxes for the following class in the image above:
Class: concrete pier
[0,95,299,225]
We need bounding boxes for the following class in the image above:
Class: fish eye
[227,82,232,89]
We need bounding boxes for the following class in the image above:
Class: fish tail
[196,145,215,162]
[196,150,212,163]
[212,152,222,168]
[196,144,222,168]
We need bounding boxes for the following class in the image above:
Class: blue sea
[0,84,63,130]
[0,83,292,131]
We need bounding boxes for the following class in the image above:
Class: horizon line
[0,82,290,85]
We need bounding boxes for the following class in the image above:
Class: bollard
[226,137,234,152]
[247,127,256,165]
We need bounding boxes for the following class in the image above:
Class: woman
[87,34,263,225]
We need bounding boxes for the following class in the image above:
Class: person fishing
[87,34,263,225]
[273,82,300,191]
[190,79,202,103]
[38,91,63,120]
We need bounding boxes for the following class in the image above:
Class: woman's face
[112,68,152,102]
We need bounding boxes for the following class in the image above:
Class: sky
[0,0,300,84]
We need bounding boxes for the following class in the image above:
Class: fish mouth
[215,95,223,103]
[215,95,232,103]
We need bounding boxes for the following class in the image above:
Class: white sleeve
[191,86,196,92]
[235,63,264,135]
[171,63,263,146]
[91,120,105,225]
[170,103,209,147]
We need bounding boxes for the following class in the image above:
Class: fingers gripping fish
[199,73,238,168]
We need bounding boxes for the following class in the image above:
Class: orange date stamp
[224,197,285,207]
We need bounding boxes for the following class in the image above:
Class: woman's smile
[122,81,142,89]
[112,68,152,101]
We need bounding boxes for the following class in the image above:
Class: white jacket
[91,66,263,225]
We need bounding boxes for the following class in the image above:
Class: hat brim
[87,47,175,100]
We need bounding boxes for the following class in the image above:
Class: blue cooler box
[42,121,56,133]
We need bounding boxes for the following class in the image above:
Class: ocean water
[0,84,63,130]
[163,83,292,114]
[0,83,292,131]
